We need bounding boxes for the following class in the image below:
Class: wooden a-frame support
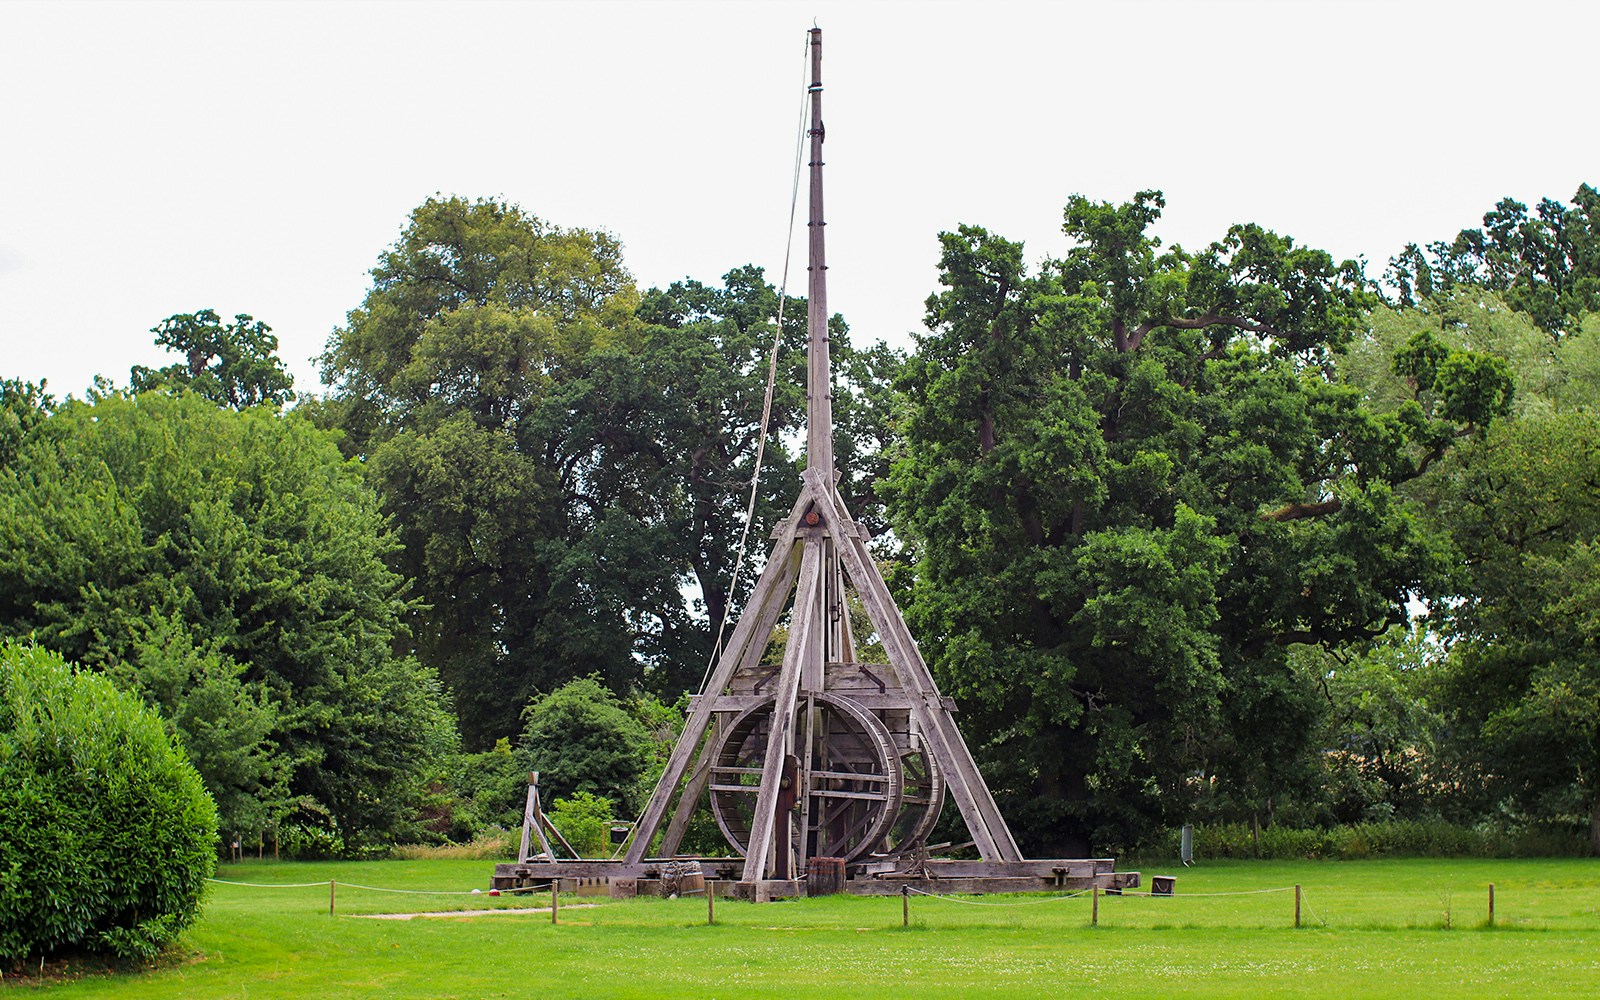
[518,771,578,862]
[622,469,1024,883]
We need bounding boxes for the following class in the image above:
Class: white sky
[3,0,1596,399]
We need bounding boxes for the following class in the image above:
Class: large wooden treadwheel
[709,693,905,863]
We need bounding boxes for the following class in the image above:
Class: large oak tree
[886,192,1500,853]
[316,196,893,747]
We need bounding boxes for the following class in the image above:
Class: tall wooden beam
[805,468,1023,862]
[623,495,807,865]
[740,536,823,882]
[805,26,833,477]
[600,29,1053,894]
[658,548,806,857]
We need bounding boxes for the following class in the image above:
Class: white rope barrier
[1299,889,1329,926]
[1111,886,1298,898]
[904,887,1091,906]
[903,884,1300,905]
[207,878,545,896]
[206,870,1331,928]
[207,878,334,888]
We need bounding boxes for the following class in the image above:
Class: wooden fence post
[902,885,909,928]
[1488,883,1495,926]
[551,880,559,925]
[708,881,716,925]
[329,879,336,917]
[1294,884,1301,928]
[1092,884,1099,927]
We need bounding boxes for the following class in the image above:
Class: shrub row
[1166,820,1589,861]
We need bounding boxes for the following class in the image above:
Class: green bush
[275,823,347,861]
[521,678,652,815]
[547,792,616,858]
[1166,819,1589,861]
[0,642,218,962]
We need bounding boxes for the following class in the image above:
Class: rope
[902,884,1300,905]
[207,878,548,896]
[331,882,489,896]
[1299,887,1328,926]
[697,33,812,695]
[1112,886,1297,898]
[207,878,333,889]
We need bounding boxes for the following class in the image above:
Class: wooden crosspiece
[492,28,1134,900]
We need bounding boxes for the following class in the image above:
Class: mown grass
[15,857,1600,997]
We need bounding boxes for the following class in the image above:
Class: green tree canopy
[315,196,643,745]
[0,377,53,470]
[130,309,296,409]
[0,390,453,843]
[885,192,1492,853]
[1423,412,1600,850]
[315,196,894,747]
[1387,184,1600,336]
[519,676,652,816]
[1335,234,1600,846]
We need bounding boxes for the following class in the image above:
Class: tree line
[1,184,1596,855]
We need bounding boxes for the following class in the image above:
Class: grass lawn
[17,857,1600,998]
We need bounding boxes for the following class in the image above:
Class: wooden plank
[656,719,717,858]
[697,693,915,712]
[739,536,822,882]
[803,26,832,478]
[836,563,857,664]
[623,507,805,865]
[517,779,537,863]
[494,859,743,880]
[845,877,1106,896]
[805,468,1024,862]
[867,859,1116,878]
[659,552,794,858]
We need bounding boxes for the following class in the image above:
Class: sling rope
[696,34,813,695]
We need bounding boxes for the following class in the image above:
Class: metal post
[1294,884,1302,928]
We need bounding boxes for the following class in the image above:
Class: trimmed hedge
[1167,820,1589,861]
[0,642,218,962]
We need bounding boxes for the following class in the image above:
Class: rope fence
[208,876,1516,932]
[899,882,1323,928]
[208,876,562,919]
[208,878,544,895]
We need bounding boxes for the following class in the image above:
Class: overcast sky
[3,0,1596,399]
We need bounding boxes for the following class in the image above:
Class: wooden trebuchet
[491,26,1135,901]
